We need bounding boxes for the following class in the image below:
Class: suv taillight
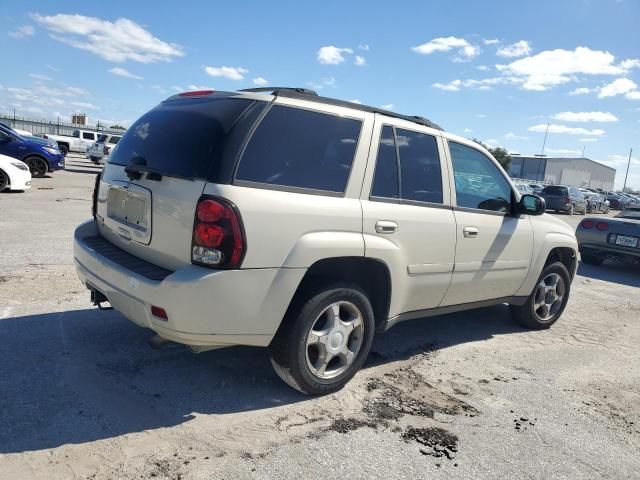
[564,196,571,204]
[191,196,245,268]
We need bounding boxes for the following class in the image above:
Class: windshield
[109,97,255,180]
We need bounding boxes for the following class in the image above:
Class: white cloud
[476,65,490,71]
[483,38,499,45]
[598,77,637,98]
[484,138,501,147]
[70,101,99,110]
[579,138,598,142]
[627,91,640,100]
[171,86,184,92]
[497,47,636,91]
[569,87,594,95]
[545,148,581,155]
[463,128,473,133]
[619,59,640,70]
[252,77,268,86]
[380,103,394,110]
[187,84,215,91]
[505,132,530,140]
[551,111,618,122]
[354,55,366,66]
[29,73,51,82]
[150,85,167,94]
[317,45,353,65]
[496,40,531,58]
[432,76,521,92]
[433,80,462,91]
[32,13,183,63]
[109,67,143,80]
[412,36,479,62]
[349,99,362,104]
[358,44,369,51]
[204,66,248,80]
[528,124,605,136]
[8,25,34,39]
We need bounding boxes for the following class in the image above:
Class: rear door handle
[375,220,398,234]
[463,226,479,238]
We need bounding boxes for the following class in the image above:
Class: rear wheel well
[545,247,577,278]
[286,257,392,332]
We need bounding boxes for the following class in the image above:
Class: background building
[71,113,88,125]
[508,155,615,191]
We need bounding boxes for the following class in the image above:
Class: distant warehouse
[508,155,615,191]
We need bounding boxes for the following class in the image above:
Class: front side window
[82,132,94,140]
[371,126,443,204]
[236,105,362,193]
[449,141,512,213]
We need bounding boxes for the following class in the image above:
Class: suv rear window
[542,186,568,195]
[109,98,254,179]
[97,134,108,142]
[108,136,121,144]
[235,105,362,193]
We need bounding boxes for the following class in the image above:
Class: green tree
[110,124,126,130]
[471,139,512,171]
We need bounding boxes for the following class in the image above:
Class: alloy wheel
[533,273,565,322]
[305,301,365,379]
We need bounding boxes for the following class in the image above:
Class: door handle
[463,226,479,238]
[375,220,398,234]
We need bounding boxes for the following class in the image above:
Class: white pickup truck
[44,129,101,155]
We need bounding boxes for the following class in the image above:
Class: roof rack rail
[239,87,318,96]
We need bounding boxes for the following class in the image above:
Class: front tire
[510,261,571,329]
[270,284,375,395]
[25,156,48,178]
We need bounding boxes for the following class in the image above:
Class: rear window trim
[231,102,364,197]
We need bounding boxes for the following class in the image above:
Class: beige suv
[74,87,578,394]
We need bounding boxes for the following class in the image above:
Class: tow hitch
[89,287,113,310]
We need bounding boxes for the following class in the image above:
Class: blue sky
[1,0,639,188]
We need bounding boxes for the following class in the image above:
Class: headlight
[11,162,29,171]
[43,147,59,155]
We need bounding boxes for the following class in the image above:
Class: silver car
[87,134,122,164]
[577,206,640,265]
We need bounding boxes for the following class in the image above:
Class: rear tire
[0,169,8,192]
[581,254,604,266]
[25,156,48,178]
[510,261,571,330]
[270,283,375,395]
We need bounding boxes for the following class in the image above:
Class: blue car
[0,124,65,177]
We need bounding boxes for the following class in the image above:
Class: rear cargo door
[95,95,259,271]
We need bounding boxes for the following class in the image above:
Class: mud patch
[403,427,458,459]
[328,418,377,434]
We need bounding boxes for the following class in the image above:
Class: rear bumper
[545,201,571,212]
[580,243,640,262]
[48,154,65,171]
[73,220,305,347]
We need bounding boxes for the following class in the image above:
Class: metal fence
[0,112,125,137]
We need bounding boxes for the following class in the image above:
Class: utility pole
[623,147,633,192]
[541,123,549,156]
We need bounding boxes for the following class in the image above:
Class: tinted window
[97,134,108,143]
[542,186,568,195]
[371,126,399,198]
[449,142,512,212]
[236,105,362,193]
[110,97,254,179]
[396,128,442,203]
[72,130,80,138]
[109,136,121,144]
[82,132,94,140]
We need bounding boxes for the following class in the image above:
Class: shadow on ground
[577,261,640,288]
[0,304,522,453]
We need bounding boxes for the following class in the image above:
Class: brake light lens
[564,196,571,204]
[596,222,609,231]
[581,220,594,229]
[179,90,214,97]
[191,196,245,268]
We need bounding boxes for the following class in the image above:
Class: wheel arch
[22,154,50,171]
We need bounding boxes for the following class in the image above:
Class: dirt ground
[1,155,639,479]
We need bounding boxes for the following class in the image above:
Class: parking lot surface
[1,156,639,479]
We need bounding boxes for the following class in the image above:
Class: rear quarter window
[235,105,362,193]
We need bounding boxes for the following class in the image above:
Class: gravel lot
[1,155,639,479]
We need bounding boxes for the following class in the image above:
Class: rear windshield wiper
[123,157,194,182]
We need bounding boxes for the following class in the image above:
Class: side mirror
[519,194,545,216]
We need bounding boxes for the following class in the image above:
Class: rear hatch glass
[542,186,567,195]
[108,97,254,180]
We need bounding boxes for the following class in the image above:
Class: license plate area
[105,182,152,244]
[613,235,638,248]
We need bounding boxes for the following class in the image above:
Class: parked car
[514,182,534,195]
[43,129,101,155]
[0,124,65,177]
[529,184,544,194]
[73,87,578,395]
[87,134,122,164]
[540,185,587,215]
[583,191,608,213]
[577,206,640,265]
[606,193,629,210]
[0,153,31,192]
[0,122,59,149]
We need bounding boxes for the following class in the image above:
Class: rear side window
[108,136,120,145]
[371,126,443,204]
[83,132,94,140]
[236,105,362,193]
[109,98,254,179]
[97,135,108,142]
